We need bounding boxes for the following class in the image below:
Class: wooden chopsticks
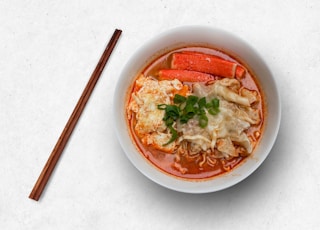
[29,29,122,201]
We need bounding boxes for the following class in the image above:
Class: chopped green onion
[165,117,174,126]
[198,108,206,115]
[208,98,220,115]
[184,103,196,119]
[198,97,206,109]
[186,95,198,106]
[163,125,178,146]
[180,114,189,124]
[173,94,186,104]
[157,104,167,110]
[164,105,180,120]
[199,114,208,128]
[208,107,219,115]
[212,98,219,108]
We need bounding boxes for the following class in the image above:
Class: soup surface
[126,46,264,180]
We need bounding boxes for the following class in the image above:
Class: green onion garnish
[158,94,220,145]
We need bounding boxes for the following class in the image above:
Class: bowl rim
[114,25,281,193]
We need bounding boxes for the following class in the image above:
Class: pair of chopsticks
[29,29,122,201]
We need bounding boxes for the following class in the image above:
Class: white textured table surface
[1,0,320,229]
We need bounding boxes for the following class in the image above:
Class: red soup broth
[126,46,264,180]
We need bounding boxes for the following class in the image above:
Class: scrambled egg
[127,75,188,153]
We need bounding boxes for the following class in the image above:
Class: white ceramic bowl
[114,26,281,193]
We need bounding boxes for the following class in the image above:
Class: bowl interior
[114,26,281,193]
